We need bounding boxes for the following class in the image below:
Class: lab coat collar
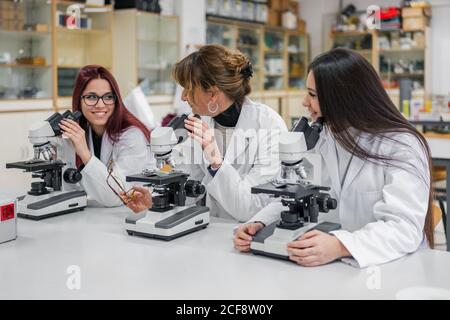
[318,126,341,196]
[341,136,367,194]
[87,127,114,165]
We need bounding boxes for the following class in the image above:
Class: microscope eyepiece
[166,114,202,144]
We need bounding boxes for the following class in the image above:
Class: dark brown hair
[172,44,252,107]
[308,48,434,248]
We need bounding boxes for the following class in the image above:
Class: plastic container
[0,198,17,244]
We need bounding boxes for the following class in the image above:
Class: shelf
[331,30,372,37]
[379,48,425,53]
[264,49,284,54]
[237,43,259,48]
[265,73,284,77]
[56,1,113,9]
[138,38,178,45]
[138,66,167,71]
[56,27,109,35]
[0,64,52,69]
[380,71,424,77]
[0,29,51,39]
[0,98,54,113]
[58,65,82,69]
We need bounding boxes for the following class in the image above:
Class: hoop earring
[207,100,220,114]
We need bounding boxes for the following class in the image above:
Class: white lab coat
[248,126,430,268]
[175,97,288,221]
[80,126,155,207]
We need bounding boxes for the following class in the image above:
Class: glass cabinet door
[0,0,52,101]
[206,23,235,48]
[237,27,261,91]
[287,33,307,89]
[138,13,178,96]
[264,30,285,90]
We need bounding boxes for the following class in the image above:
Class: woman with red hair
[59,65,155,207]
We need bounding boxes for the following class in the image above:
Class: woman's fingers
[234,238,251,247]
[235,244,251,252]
[287,246,315,258]
[236,229,252,241]
[289,255,319,266]
[287,238,316,249]
[188,132,206,147]
[131,186,150,195]
[61,119,81,129]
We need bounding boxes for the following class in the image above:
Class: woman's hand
[59,119,91,164]
[184,115,222,169]
[120,186,152,213]
[233,222,265,252]
[287,230,351,267]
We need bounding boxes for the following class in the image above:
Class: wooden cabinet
[113,9,179,99]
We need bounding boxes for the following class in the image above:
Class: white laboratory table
[1,205,450,300]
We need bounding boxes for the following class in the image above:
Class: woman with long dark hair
[59,65,155,207]
[234,48,434,268]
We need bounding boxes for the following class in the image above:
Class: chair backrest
[432,204,443,230]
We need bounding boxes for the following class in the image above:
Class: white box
[0,199,17,244]
[86,0,105,6]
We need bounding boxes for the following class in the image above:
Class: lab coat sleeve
[330,136,430,268]
[205,123,287,222]
[80,127,155,207]
[247,200,284,226]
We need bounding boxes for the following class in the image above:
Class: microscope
[124,114,210,240]
[250,117,341,260]
[6,111,87,220]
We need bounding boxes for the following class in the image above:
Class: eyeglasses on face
[81,93,116,107]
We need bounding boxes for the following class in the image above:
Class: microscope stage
[126,172,189,185]
[6,160,65,172]
[251,182,326,199]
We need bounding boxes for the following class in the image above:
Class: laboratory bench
[1,204,450,300]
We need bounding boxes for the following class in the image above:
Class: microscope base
[125,205,210,241]
[250,221,341,260]
[16,190,87,220]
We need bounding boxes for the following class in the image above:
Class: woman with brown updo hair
[124,45,288,222]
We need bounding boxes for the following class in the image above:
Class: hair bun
[240,62,253,79]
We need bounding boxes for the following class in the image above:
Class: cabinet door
[138,14,178,96]
[264,30,285,90]
[206,22,235,48]
[287,33,307,90]
[237,26,262,91]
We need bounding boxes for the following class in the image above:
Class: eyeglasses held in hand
[106,160,136,205]
[81,93,116,107]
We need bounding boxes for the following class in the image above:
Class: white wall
[430,1,450,95]
[0,111,54,199]
[175,0,206,57]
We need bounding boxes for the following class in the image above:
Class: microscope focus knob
[185,180,206,197]
[317,195,337,213]
[64,168,82,184]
